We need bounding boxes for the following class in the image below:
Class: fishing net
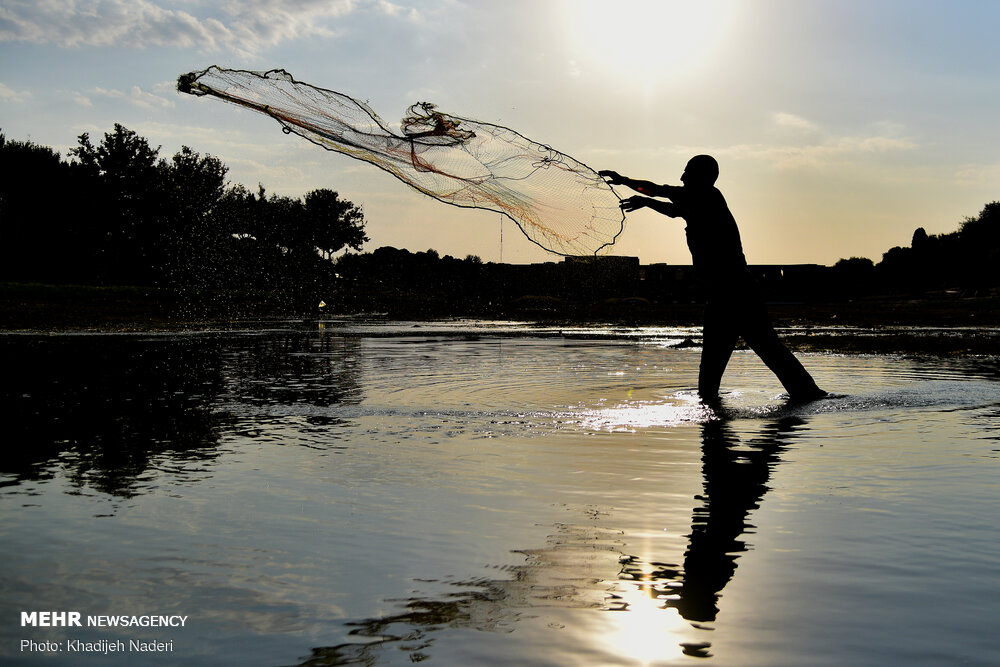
[178,66,624,256]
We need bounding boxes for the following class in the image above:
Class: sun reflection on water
[606,594,700,664]
[580,391,718,431]
[597,553,715,663]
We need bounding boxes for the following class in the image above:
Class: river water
[2,321,1000,666]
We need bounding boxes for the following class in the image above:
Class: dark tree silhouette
[832,256,876,297]
[304,188,368,260]
[70,124,165,284]
[161,146,229,286]
[876,201,1000,294]
[958,202,1000,289]
[2,125,368,300]
[0,133,80,282]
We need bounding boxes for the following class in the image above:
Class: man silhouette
[600,156,825,402]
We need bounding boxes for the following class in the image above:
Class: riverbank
[2,282,998,357]
[0,282,304,331]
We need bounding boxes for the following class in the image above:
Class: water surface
[2,323,999,665]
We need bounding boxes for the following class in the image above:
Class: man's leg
[740,303,825,400]
[698,302,739,401]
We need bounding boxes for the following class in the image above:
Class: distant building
[500,258,829,303]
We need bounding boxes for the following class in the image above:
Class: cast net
[178,67,624,256]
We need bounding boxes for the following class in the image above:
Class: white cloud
[952,162,1000,187]
[728,139,915,169]
[0,0,412,54]
[152,80,179,96]
[92,85,175,109]
[0,81,32,103]
[703,123,918,169]
[136,120,286,153]
[0,0,228,49]
[219,0,350,51]
[834,135,916,153]
[374,0,419,20]
[581,121,918,174]
[772,112,818,131]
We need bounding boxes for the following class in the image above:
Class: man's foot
[787,387,828,403]
[697,388,720,402]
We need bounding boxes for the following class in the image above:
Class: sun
[562,0,735,86]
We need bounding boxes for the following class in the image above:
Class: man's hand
[621,196,680,218]
[620,196,648,212]
[599,170,625,185]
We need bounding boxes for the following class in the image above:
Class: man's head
[680,155,719,188]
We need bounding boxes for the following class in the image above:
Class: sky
[1,0,998,266]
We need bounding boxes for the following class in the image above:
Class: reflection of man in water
[673,418,798,622]
[600,156,825,402]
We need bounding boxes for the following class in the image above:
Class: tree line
[2,124,997,310]
[869,201,1000,294]
[0,124,367,291]
[825,201,999,298]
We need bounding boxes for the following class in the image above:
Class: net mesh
[178,67,624,256]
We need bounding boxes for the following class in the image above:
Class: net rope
[178,67,624,256]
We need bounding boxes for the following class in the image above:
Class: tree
[4,126,368,295]
[71,124,160,201]
[959,201,1000,246]
[303,189,368,259]
[160,146,229,285]
[69,124,164,284]
[164,146,227,218]
[957,201,1000,289]
[207,184,278,289]
[0,133,80,282]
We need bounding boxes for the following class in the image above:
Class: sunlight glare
[581,391,715,431]
[604,578,701,664]
[563,0,734,86]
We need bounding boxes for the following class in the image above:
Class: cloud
[374,0,419,20]
[91,85,175,109]
[701,124,917,169]
[0,0,415,54]
[726,139,916,169]
[586,121,918,174]
[952,162,1000,187]
[834,135,916,153]
[218,0,351,51]
[772,112,818,131]
[0,0,228,49]
[734,113,916,168]
[0,81,32,103]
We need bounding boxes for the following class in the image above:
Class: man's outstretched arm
[621,195,680,218]
[599,170,681,199]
